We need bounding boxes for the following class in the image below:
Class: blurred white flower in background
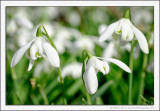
[53,24,82,54]
[7,20,17,35]
[66,11,81,27]
[33,59,53,77]
[16,28,33,47]
[7,8,33,36]
[132,8,153,26]
[14,9,33,30]
[92,8,108,23]
[54,28,73,54]
[73,36,95,53]
[61,62,82,79]
[83,56,131,94]
[98,24,108,35]
[45,7,59,20]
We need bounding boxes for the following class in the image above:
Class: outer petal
[100,57,131,73]
[28,59,34,71]
[83,65,98,94]
[132,25,149,54]
[10,38,36,67]
[99,19,123,42]
[43,41,60,67]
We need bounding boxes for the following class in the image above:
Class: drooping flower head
[11,25,60,71]
[99,9,149,54]
[82,50,131,94]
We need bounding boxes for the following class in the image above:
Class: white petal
[83,65,98,94]
[101,58,131,73]
[99,19,123,42]
[132,25,149,54]
[11,38,36,67]
[28,59,34,71]
[43,41,60,67]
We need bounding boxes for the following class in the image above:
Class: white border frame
[1,1,159,110]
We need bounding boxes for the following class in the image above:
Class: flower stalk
[128,40,134,105]
[41,26,67,105]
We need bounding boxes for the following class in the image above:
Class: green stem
[128,40,134,105]
[41,25,67,104]
[42,26,57,50]
[84,84,92,105]
[137,53,148,104]
[58,67,67,105]
[38,85,49,105]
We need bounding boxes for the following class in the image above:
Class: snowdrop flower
[99,9,149,54]
[11,35,60,71]
[61,62,82,79]
[83,56,131,94]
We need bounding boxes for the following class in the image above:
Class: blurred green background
[6,6,154,105]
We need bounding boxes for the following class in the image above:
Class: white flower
[33,59,53,77]
[11,37,60,71]
[61,62,82,79]
[83,56,131,94]
[14,9,33,29]
[7,20,17,35]
[54,28,73,54]
[99,18,149,54]
[16,28,33,47]
[66,11,81,27]
[73,36,95,53]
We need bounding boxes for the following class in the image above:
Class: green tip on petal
[123,8,131,20]
[36,25,42,37]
